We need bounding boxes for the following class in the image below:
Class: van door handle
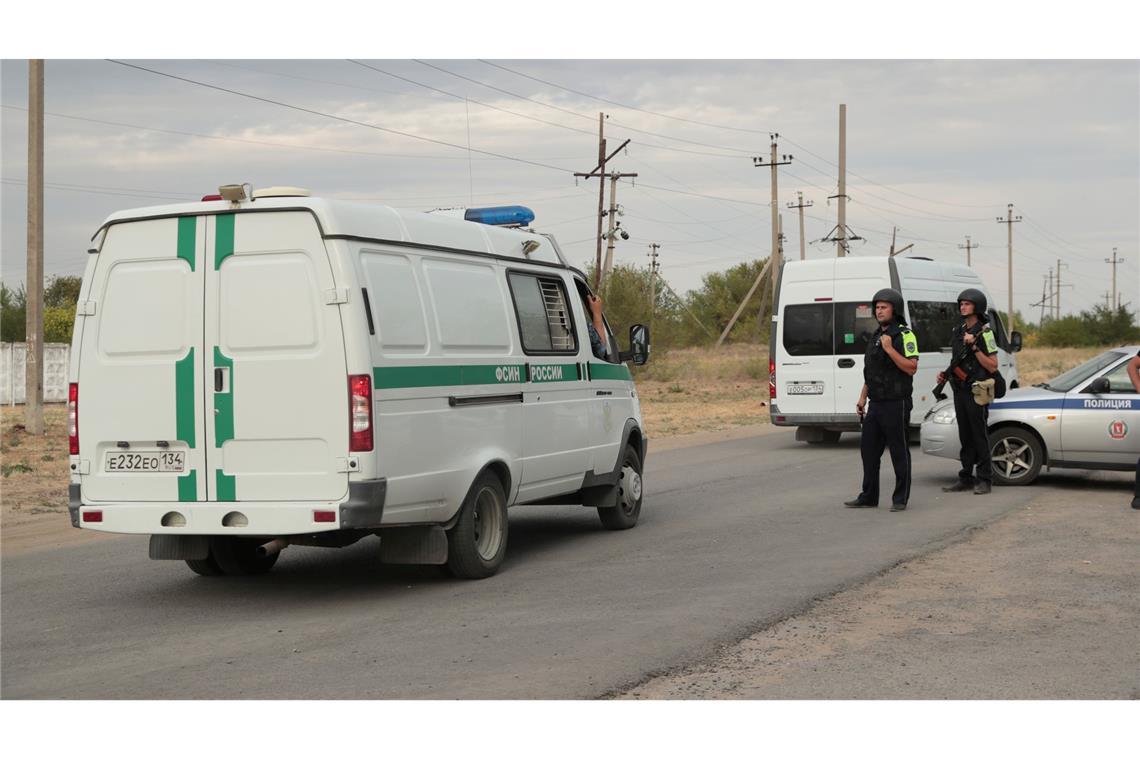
[214,367,229,392]
[596,390,613,396]
[837,358,856,368]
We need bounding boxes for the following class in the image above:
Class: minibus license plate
[786,382,824,395]
[105,451,185,473]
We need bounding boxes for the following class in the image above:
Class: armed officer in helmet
[939,289,999,495]
[845,288,919,512]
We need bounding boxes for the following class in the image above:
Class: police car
[921,346,1139,485]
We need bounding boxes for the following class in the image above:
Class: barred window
[508,273,578,355]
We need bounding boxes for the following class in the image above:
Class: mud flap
[379,525,448,565]
[149,534,210,560]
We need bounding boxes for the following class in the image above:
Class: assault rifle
[932,322,984,401]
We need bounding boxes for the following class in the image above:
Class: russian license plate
[786,382,825,395]
[105,451,185,473]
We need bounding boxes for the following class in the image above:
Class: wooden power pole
[787,191,813,261]
[958,235,977,268]
[1106,248,1123,310]
[753,134,792,303]
[25,59,44,435]
[996,203,1022,332]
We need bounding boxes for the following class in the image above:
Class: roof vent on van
[251,186,311,199]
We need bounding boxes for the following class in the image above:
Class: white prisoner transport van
[769,256,1021,443]
[67,185,650,579]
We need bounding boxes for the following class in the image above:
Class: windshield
[1045,351,1126,392]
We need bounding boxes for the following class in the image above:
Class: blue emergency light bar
[464,205,535,227]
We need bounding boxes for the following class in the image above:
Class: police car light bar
[464,206,536,227]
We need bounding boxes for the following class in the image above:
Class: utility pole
[958,235,977,268]
[1106,247,1123,310]
[837,104,847,257]
[716,259,772,347]
[25,59,44,435]
[647,243,660,332]
[753,134,793,303]
[888,227,913,257]
[1048,262,1067,321]
[996,203,1022,332]
[599,170,636,291]
[1104,291,1113,310]
[574,121,634,291]
[786,191,812,261]
[1038,276,1049,325]
[821,104,862,257]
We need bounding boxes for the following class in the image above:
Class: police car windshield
[1045,351,1125,392]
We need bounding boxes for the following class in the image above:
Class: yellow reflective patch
[982,329,998,353]
[902,330,919,357]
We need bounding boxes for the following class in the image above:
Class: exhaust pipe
[257,538,290,558]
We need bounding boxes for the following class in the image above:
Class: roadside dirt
[1,406,112,556]
[618,473,1140,699]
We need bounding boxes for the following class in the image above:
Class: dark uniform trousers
[859,398,912,506]
[952,384,993,484]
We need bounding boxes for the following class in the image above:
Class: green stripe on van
[529,363,580,383]
[177,216,196,271]
[216,470,236,502]
[175,348,196,448]
[214,213,235,269]
[374,364,526,389]
[589,363,632,381]
[213,347,234,447]
[178,470,198,502]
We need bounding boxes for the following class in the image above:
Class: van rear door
[776,263,835,417]
[77,216,208,503]
[202,211,349,503]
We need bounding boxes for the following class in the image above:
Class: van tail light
[768,358,776,400]
[68,383,79,455]
[349,374,373,452]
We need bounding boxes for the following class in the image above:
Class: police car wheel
[988,426,1043,486]
[446,470,509,580]
[598,446,643,531]
[184,553,224,577]
[209,537,279,576]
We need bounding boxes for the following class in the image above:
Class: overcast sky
[2,58,1137,322]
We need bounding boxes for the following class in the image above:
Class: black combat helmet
[957,288,988,318]
[872,287,905,323]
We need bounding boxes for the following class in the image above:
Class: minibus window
[783,304,833,356]
[834,301,879,355]
[908,301,958,353]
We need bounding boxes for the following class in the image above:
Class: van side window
[834,302,879,355]
[908,301,958,353]
[987,309,1010,351]
[507,273,578,355]
[783,304,833,356]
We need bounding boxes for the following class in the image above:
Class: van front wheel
[446,471,509,579]
[598,445,643,530]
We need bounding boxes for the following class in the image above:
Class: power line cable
[103,60,577,175]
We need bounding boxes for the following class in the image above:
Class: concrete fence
[1,343,70,405]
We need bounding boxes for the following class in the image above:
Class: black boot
[844,498,878,508]
[974,480,992,495]
[942,480,973,493]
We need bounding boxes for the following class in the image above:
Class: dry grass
[1013,346,1112,387]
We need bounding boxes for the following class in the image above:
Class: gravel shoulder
[619,472,1140,700]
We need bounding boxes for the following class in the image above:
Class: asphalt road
[2,429,1044,699]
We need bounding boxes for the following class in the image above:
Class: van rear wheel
[598,445,643,531]
[446,471,508,580]
[185,553,224,576]
[209,537,279,576]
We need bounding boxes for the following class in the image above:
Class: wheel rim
[991,435,1034,480]
[619,464,642,516]
[472,487,504,561]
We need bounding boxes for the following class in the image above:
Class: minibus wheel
[598,445,643,530]
[185,553,224,576]
[209,537,279,576]
[446,470,509,579]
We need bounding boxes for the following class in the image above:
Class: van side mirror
[619,324,650,365]
[1086,376,1110,394]
[1010,331,1022,353]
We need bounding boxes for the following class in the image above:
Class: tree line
[1,264,1135,349]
